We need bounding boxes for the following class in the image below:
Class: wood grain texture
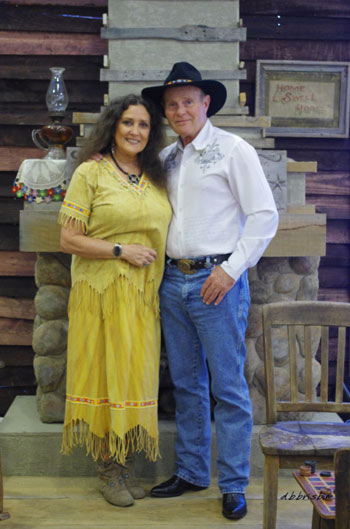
[0,297,35,320]
[0,252,36,277]
[0,31,107,55]
[0,277,37,299]
[240,0,350,17]
[243,15,350,40]
[0,346,34,367]
[2,0,107,5]
[0,55,103,80]
[0,5,104,33]
[0,147,44,171]
[101,26,246,42]
[241,39,350,62]
[0,318,33,346]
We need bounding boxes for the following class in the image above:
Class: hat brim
[142,79,227,117]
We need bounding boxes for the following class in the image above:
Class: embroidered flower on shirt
[195,140,224,171]
[163,148,179,173]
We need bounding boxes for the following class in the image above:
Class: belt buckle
[178,259,195,274]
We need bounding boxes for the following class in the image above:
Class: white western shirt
[160,119,279,281]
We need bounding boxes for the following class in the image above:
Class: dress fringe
[58,210,88,234]
[69,276,160,320]
[61,419,160,465]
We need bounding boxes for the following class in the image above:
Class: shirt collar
[174,118,214,153]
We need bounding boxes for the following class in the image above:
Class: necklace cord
[110,149,142,184]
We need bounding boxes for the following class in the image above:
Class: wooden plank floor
[2,476,313,529]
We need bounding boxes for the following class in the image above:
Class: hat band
[165,79,194,86]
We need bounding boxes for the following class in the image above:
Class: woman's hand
[121,244,157,267]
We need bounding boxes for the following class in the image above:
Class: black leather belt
[166,254,231,275]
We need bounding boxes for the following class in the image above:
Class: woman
[59,94,172,507]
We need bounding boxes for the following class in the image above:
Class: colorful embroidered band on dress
[66,394,157,409]
[61,200,90,218]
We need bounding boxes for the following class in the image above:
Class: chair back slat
[320,326,329,402]
[335,327,346,403]
[304,326,313,402]
[262,301,350,422]
[263,309,277,424]
[288,325,298,402]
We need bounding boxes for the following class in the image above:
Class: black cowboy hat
[142,62,227,117]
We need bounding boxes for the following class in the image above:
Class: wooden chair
[259,301,350,529]
[0,454,10,521]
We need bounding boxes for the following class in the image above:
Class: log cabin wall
[0,0,108,415]
[240,0,350,304]
[0,0,349,416]
[240,0,350,390]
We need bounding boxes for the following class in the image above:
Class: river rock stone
[33,353,66,392]
[36,387,66,423]
[249,280,271,304]
[257,257,292,283]
[297,274,319,301]
[35,285,70,320]
[32,319,68,356]
[246,304,263,338]
[35,253,71,288]
[274,273,300,294]
[290,256,320,276]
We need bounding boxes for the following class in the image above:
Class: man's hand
[200,266,235,306]
[90,153,103,162]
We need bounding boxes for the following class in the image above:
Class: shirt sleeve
[221,139,279,280]
[58,161,98,233]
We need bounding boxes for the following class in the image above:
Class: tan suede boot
[121,454,146,499]
[97,458,134,507]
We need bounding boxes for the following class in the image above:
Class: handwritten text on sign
[269,81,335,119]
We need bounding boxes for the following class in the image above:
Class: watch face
[113,244,122,257]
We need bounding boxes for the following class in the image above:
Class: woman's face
[114,104,151,160]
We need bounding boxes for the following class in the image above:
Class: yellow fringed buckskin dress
[59,159,172,464]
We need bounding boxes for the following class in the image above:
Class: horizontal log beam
[0,346,34,367]
[1,5,104,33]
[101,26,246,42]
[0,55,103,80]
[0,31,107,55]
[0,318,33,346]
[100,68,246,82]
[0,252,36,276]
[240,0,350,17]
[318,288,350,303]
[288,150,350,173]
[0,147,44,171]
[326,220,350,245]
[3,0,107,5]
[243,15,350,41]
[306,172,350,196]
[0,297,35,320]
[0,277,37,299]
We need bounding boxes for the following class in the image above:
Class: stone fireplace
[18,0,326,424]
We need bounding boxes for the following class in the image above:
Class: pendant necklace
[110,149,142,185]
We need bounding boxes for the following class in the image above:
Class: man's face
[163,85,210,145]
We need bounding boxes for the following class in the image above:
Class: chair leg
[263,455,279,529]
[312,509,321,529]
[0,455,10,521]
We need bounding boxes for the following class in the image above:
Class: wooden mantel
[19,160,326,257]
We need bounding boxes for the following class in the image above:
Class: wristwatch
[113,243,123,258]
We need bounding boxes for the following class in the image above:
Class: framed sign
[255,60,350,137]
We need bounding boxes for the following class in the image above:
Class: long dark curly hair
[76,94,167,187]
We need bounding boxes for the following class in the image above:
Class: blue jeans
[159,262,252,494]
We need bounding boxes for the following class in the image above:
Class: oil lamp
[32,67,73,159]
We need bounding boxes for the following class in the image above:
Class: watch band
[113,243,122,258]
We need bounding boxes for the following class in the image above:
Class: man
[142,62,278,520]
